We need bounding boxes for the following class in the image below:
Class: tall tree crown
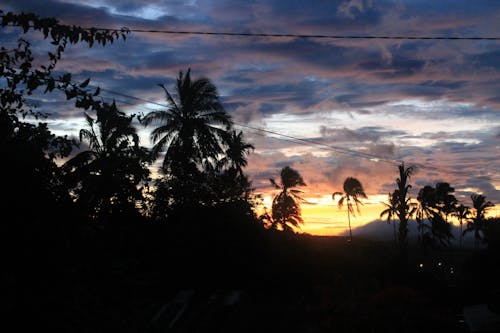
[142,68,232,173]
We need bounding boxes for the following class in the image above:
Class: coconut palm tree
[269,166,307,232]
[465,194,494,249]
[333,177,367,242]
[435,182,457,222]
[217,130,254,176]
[394,162,416,252]
[416,185,436,246]
[142,68,232,174]
[63,102,150,221]
[380,190,399,247]
[453,204,471,249]
[417,184,454,248]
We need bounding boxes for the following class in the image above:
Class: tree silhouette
[380,191,399,247]
[217,130,254,176]
[63,102,150,223]
[269,166,307,233]
[0,10,138,330]
[0,10,130,230]
[142,68,232,175]
[0,10,130,222]
[435,182,457,223]
[333,177,367,242]
[465,194,494,249]
[391,163,416,253]
[416,185,436,246]
[453,204,471,249]
[416,184,454,248]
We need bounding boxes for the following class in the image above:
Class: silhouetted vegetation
[2,9,499,333]
[465,194,494,249]
[63,102,151,224]
[333,176,367,242]
[393,163,417,257]
[453,204,471,249]
[380,191,399,247]
[261,166,307,232]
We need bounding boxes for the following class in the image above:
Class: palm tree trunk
[459,219,463,249]
[347,197,352,243]
[420,222,424,248]
[393,219,398,248]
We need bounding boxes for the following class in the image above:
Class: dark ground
[5,219,500,332]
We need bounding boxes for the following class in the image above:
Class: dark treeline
[2,10,499,332]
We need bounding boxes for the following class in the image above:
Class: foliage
[380,191,399,246]
[149,165,254,219]
[464,194,494,247]
[0,9,130,224]
[434,182,458,222]
[333,176,367,242]
[392,163,416,253]
[453,203,471,248]
[142,68,232,174]
[217,130,254,176]
[62,102,151,223]
[264,166,307,232]
[142,68,256,215]
[416,183,455,248]
[0,10,129,118]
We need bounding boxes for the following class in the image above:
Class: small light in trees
[438,261,443,267]
[419,263,424,268]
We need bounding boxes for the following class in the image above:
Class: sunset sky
[2,1,499,235]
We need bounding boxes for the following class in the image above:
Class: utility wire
[3,19,499,41]
[98,27,500,41]
[232,122,401,166]
[13,78,499,181]
[85,84,402,165]
[91,85,500,183]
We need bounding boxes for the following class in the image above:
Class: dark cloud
[320,126,407,143]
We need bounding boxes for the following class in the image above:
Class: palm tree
[465,194,494,249]
[417,184,454,248]
[63,102,150,221]
[435,182,457,222]
[142,68,232,174]
[269,166,307,232]
[333,177,367,242]
[453,204,471,249]
[394,163,416,252]
[380,191,399,247]
[416,185,436,246]
[217,130,254,176]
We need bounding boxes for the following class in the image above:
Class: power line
[4,20,499,41]
[232,122,402,166]
[85,85,402,165]
[0,15,500,41]
[91,85,168,109]
[92,85,500,182]
[97,27,500,41]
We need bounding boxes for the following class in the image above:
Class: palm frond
[158,84,182,116]
[332,191,343,200]
[337,196,345,209]
[142,110,176,126]
[270,178,281,189]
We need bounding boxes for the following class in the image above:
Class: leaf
[269,178,281,189]
[80,77,90,88]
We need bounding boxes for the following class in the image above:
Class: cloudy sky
[2,0,499,235]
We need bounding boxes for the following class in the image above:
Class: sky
[1,0,499,236]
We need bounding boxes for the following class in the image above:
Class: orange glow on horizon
[259,198,500,237]
[300,201,386,236]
